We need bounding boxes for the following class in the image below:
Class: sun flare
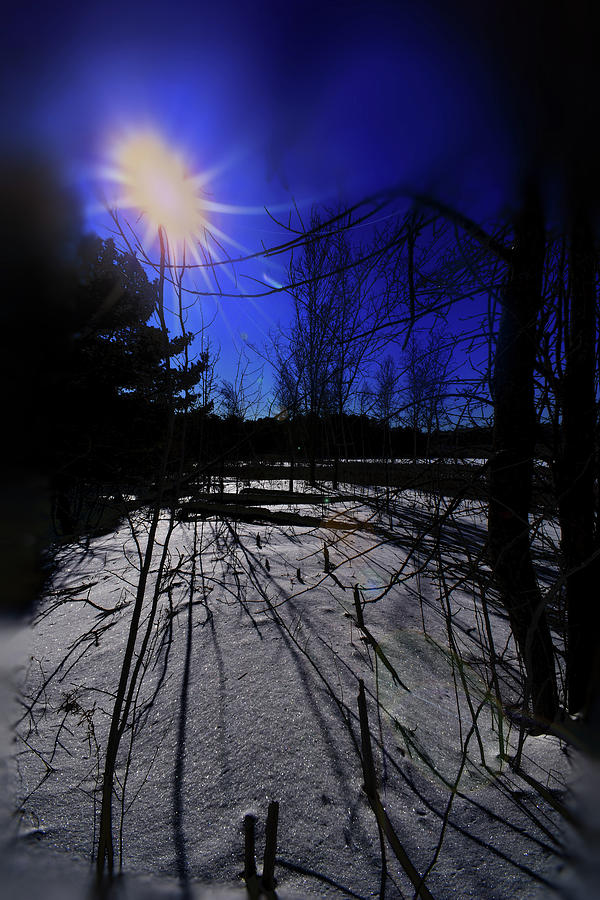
[100,126,290,287]
[105,130,211,264]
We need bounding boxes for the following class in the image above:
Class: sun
[104,130,211,264]
[99,126,292,291]
[117,133,202,242]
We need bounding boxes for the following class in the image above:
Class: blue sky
[3,0,530,405]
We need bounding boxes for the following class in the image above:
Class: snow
[1,483,592,898]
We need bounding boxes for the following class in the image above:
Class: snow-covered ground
[1,483,592,898]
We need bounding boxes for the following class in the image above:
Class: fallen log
[177,500,363,531]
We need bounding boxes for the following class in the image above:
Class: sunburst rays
[100,128,255,287]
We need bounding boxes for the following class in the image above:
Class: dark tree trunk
[488,185,558,724]
[287,423,295,493]
[308,414,317,487]
[559,210,599,715]
[309,452,316,487]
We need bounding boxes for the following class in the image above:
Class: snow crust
[1,483,587,898]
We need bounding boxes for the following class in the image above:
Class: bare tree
[219,351,264,422]
[270,207,389,484]
[372,355,400,462]
[560,214,599,715]
[537,217,600,716]
[402,326,451,460]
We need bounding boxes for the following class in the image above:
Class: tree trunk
[559,210,599,715]
[488,185,558,724]
[287,423,295,493]
[308,414,317,487]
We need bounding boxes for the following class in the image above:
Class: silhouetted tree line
[195,416,500,465]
